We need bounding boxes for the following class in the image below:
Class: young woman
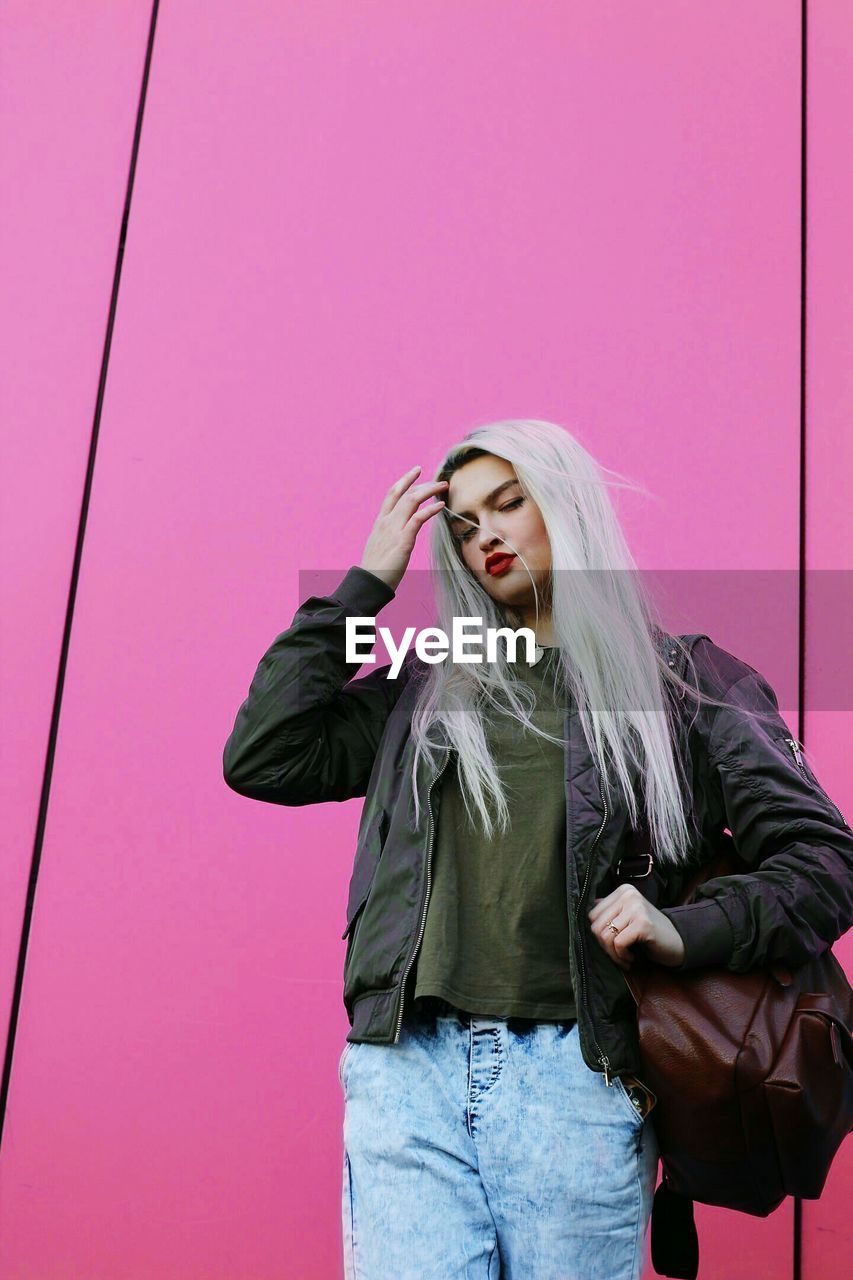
[223,419,853,1279]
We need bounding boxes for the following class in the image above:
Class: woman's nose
[479,526,504,551]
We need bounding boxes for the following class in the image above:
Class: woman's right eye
[455,497,524,544]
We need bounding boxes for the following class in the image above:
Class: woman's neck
[504,605,554,646]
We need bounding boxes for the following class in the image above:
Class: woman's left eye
[501,498,524,512]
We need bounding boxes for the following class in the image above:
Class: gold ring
[607,920,620,934]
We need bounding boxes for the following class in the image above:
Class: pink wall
[799,0,853,1271]
[0,2,848,1276]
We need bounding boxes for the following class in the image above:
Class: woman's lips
[486,554,516,577]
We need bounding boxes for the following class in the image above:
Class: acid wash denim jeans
[338,999,659,1279]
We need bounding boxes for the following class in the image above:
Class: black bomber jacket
[222,564,853,1086]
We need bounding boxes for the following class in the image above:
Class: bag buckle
[615,852,654,880]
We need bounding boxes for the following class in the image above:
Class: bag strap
[615,632,710,888]
[651,1176,699,1280]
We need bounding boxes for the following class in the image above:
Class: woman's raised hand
[358,466,449,592]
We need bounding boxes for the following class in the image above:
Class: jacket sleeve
[660,661,853,973]
[222,565,409,805]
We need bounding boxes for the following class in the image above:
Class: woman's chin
[487,580,536,611]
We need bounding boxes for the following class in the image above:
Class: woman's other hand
[359,465,449,593]
[588,885,686,969]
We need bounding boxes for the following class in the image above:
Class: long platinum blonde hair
[405,418,775,868]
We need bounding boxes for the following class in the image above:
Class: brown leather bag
[624,838,853,1278]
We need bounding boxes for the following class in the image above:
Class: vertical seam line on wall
[0,0,163,1153]
[793,1,808,1278]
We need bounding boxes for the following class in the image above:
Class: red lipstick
[485,552,516,576]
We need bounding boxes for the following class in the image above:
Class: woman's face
[443,453,552,614]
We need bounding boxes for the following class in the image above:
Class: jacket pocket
[337,1040,355,1088]
[775,732,851,831]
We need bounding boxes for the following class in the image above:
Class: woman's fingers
[587,885,634,927]
[397,480,449,517]
[378,466,419,515]
[361,469,449,592]
[382,465,427,510]
[410,496,447,526]
[394,487,449,528]
[589,886,643,969]
[382,467,447,516]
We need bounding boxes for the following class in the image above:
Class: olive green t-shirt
[412,647,577,1020]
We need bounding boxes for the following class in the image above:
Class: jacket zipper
[784,736,851,830]
[573,775,614,1085]
[393,750,450,1043]
[575,781,653,1101]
